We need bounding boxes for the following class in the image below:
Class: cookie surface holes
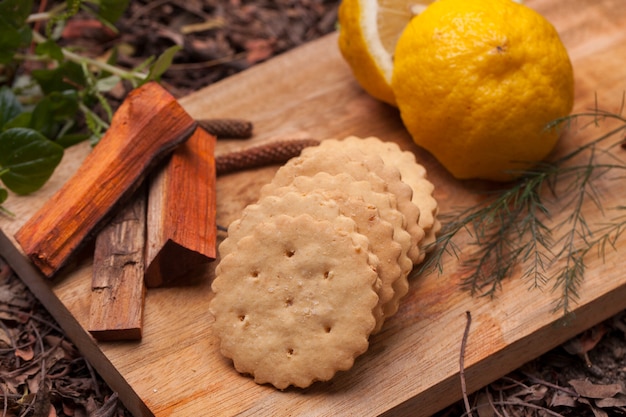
[323,270,331,279]
[238,314,246,322]
[324,325,332,333]
[286,348,294,357]
[284,298,293,307]
[285,249,296,257]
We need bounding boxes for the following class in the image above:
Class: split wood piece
[144,127,217,287]
[14,82,197,278]
[88,186,146,341]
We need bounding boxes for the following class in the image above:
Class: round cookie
[210,214,380,389]
[261,141,425,264]
[342,136,441,258]
[219,190,387,329]
[219,190,344,257]
[271,172,413,330]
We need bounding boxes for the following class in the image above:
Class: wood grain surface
[145,127,217,288]
[1,0,626,416]
[89,186,147,341]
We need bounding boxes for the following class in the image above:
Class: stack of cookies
[210,136,439,389]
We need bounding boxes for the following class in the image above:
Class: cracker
[219,189,388,330]
[210,214,380,389]
[271,172,413,330]
[343,136,441,256]
[262,140,425,264]
[218,190,343,257]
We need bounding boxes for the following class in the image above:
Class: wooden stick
[144,127,217,287]
[15,82,197,277]
[460,311,473,417]
[88,186,146,341]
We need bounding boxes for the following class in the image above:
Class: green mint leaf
[0,0,33,64]
[30,101,59,140]
[0,0,34,23]
[32,61,87,94]
[95,75,122,92]
[56,132,91,148]
[30,91,80,140]
[36,39,65,62]
[0,86,24,130]
[3,112,31,130]
[0,128,64,195]
[0,25,32,65]
[0,187,7,205]
[145,45,182,83]
[36,90,80,122]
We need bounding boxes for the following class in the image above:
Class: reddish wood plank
[14,82,197,278]
[144,127,217,287]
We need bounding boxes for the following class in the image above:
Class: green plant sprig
[0,0,182,215]
[418,106,626,317]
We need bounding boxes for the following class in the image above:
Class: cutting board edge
[0,229,154,417]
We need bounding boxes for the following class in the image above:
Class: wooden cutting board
[2,0,626,415]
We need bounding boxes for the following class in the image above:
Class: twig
[460,311,473,417]
[46,362,71,380]
[0,308,64,333]
[486,388,505,417]
[498,376,531,390]
[30,321,46,389]
[31,31,147,81]
[462,400,566,417]
[93,392,120,417]
[498,389,512,417]
[2,382,8,417]
[492,400,565,417]
[84,359,102,399]
[521,371,579,397]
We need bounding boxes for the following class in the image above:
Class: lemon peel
[338,0,432,106]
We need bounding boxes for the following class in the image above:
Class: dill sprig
[418,106,626,316]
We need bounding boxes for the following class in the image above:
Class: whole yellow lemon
[392,0,574,181]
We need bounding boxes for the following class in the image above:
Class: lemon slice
[338,0,432,106]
